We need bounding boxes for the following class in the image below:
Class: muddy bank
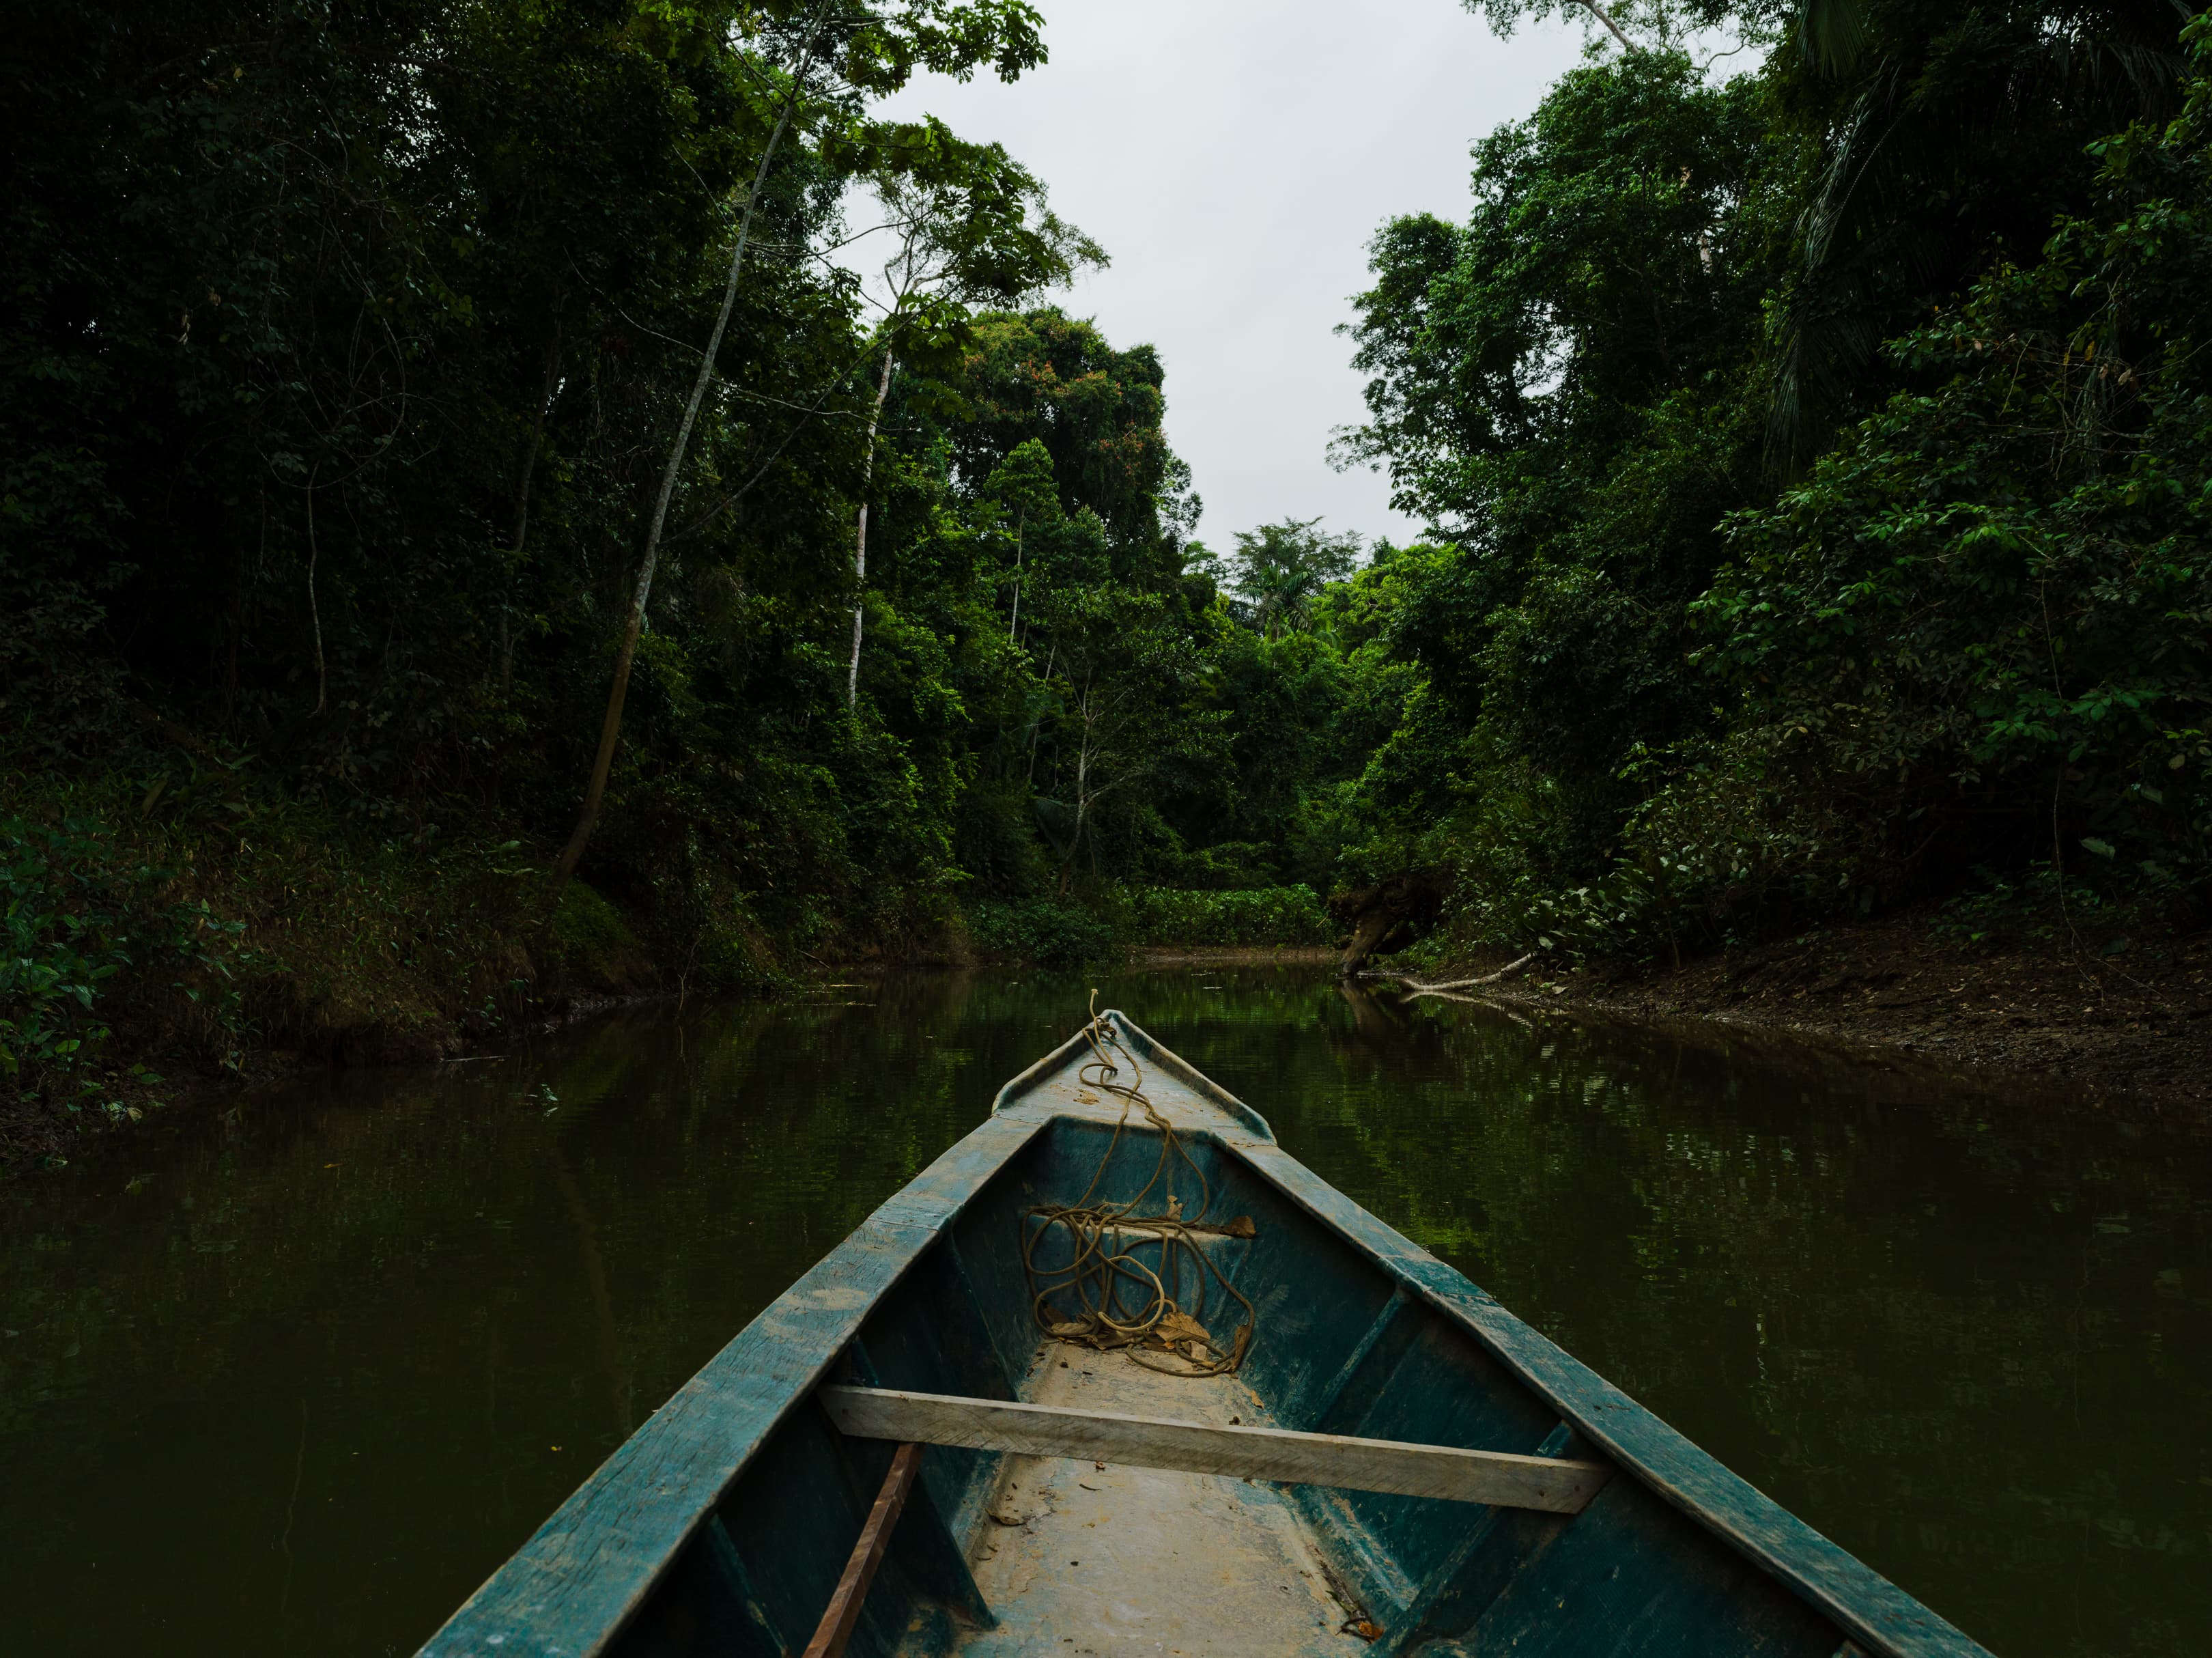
[1133,944,1339,968]
[1391,914,2212,1112]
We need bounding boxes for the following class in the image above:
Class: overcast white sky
[854,1,1597,552]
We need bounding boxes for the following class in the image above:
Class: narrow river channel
[2,966,2206,1657]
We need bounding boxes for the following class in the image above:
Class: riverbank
[0,773,791,1173]
[1133,944,1338,968]
[1,786,1342,1172]
[19,861,2207,1178]
[1401,911,2212,1110]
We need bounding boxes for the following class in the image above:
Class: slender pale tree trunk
[1026,640,1055,786]
[551,65,808,895]
[845,348,896,708]
[1059,672,1095,894]
[1007,509,1024,642]
[1579,0,1639,52]
[305,473,326,716]
[502,322,562,693]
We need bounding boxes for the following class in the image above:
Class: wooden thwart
[819,1385,1612,1515]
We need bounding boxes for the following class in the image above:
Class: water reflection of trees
[1,970,2205,1658]
[0,977,1051,1656]
[1195,985,2211,1658]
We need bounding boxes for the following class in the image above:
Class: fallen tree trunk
[1391,951,1538,994]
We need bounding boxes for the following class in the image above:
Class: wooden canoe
[419,1011,1994,1658]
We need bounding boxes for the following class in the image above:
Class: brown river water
[1,966,2206,1656]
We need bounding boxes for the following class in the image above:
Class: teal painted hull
[420,1013,1995,1658]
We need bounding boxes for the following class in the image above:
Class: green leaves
[1677,20,2212,911]
[1222,519,1361,640]
[0,818,251,1100]
[832,0,1047,96]
[1114,886,1333,948]
[1316,5,2212,961]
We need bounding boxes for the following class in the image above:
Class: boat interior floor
[940,1347,1360,1658]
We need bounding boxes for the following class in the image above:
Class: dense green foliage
[1324,1,2212,958]
[0,0,1331,1123]
[0,817,246,1108]
[8,0,2212,1127]
[1115,886,1334,948]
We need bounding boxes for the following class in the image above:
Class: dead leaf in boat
[1048,1319,1092,1338]
[1218,1214,1256,1238]
[1154,1310,1213,1349]
[1073,1089,1100,1104]
[1344,1618,1382,1642]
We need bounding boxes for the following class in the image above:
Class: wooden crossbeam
[818,1386,1611,1515]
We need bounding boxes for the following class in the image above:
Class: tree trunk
[503,322,563,694]
[845,348,896,709]
[551,64,808,895]
[1025,641,1054,787]
[305,474,326,717]
[1579,0,1639,51]
[1058,673,1094,895]
[1334,874,1444,978]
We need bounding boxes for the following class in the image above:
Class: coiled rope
[1018,997,1257,1376]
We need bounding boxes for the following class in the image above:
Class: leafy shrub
[967,899,1120,965]
[0,816,246,1107]
[546,881,655,991]
[1118,886,1334,946]
[1163,841,1283,890]
[1685,41,2212,918]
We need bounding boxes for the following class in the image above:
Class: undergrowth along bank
[0,762,1335,1168]
[0,758,795,1170]
[967,885,1333,966]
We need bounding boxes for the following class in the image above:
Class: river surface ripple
[2,966,2207,1657]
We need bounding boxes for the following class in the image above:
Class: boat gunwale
[415,1108,1053,1658]
[416,1011,1991,1658]
[989,1010,1275,1140]
[1225,1128,1990,1658]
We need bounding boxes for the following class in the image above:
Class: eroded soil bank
[20,917,2209,1180]
[1419,915,2212,1112]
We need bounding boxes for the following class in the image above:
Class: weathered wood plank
[825,1343,993,1633]
[990,1009,1275,1140]
[799,1441,924,1658]
[819,1385,1614,1514]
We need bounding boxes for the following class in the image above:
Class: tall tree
[841,144,1102,707]
[1218,518,1361,638]
[554,5,834,891]
[548,0,1051,890]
